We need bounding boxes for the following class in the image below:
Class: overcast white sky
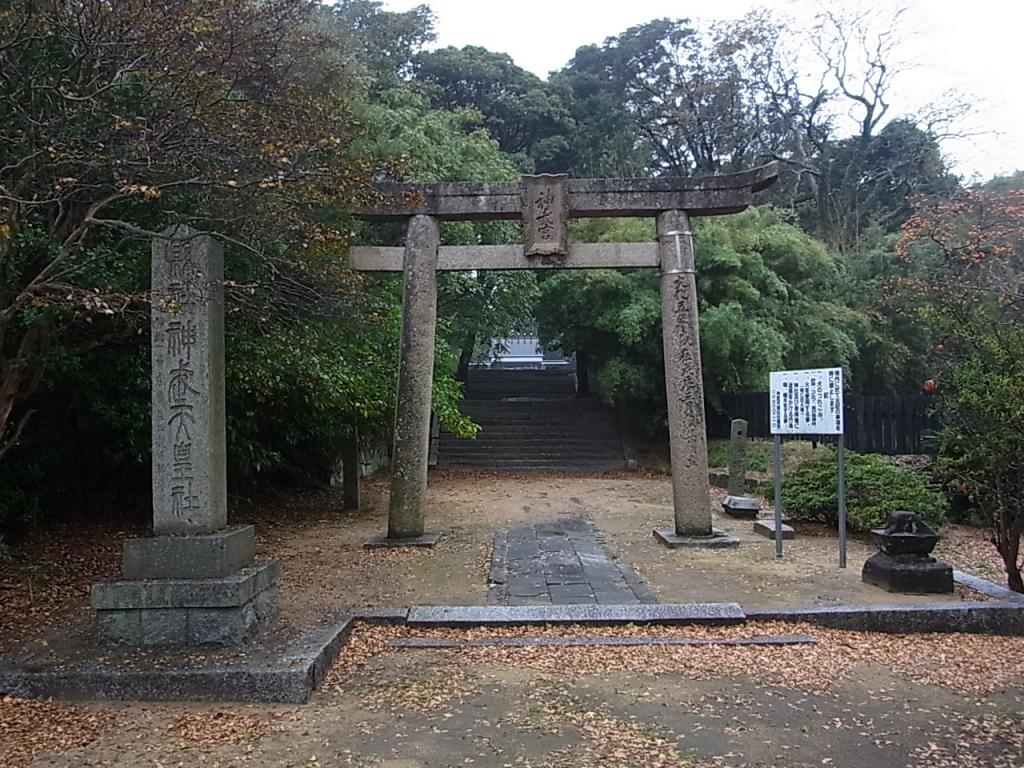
[382,0,1024,181]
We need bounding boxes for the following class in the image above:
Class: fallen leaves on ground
[0,696,115,768]
[909,713,1024,768]
[507,682,691,768]
[0,520,134,651]
[357,668,478,715]
[169,710,274,745]
[329,620,1024,696]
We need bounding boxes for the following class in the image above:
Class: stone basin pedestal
[862,511,952,594]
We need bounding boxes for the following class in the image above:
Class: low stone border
[389,634,817,649]
[953,569,1024,604]
[745,601,1024,635]
[0,615,354,704]
[3,572,1022,704]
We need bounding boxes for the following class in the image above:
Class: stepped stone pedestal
[92,228,278,646]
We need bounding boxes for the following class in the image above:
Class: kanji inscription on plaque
[522,174,569,258]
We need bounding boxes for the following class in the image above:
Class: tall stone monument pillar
[371,214,442,547]
[151,226,227,535]
[653,211,738,548]
[91,226,279,645]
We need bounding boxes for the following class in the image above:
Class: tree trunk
[456,334,475,381]
[575,348,590,397]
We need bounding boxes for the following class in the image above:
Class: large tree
[413,46,574,172]
[0,0,385,466]
[898,188,1024,591]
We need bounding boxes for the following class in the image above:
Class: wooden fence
[707,393,938,455]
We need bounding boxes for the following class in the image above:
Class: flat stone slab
[406,602,745,627]
[390,633,816,649]
[489,516,655,606]
[122,525,255,580]
[0,614,354,704]
[364,532,443,549]
[754,519,795,540]
[92,560,279,610]
[721,495,760,519]
[653,528,741,549]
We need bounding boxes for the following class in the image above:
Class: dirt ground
[0,470,1011,652]
[2,471,1023,767]
[5,620,1024,767]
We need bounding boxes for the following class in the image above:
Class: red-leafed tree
[898,188,1024,591]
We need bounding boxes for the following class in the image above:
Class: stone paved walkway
[488,515,655,605]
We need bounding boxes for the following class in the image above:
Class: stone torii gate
[352,164,778,549]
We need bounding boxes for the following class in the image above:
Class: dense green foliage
[0,0,1021,583]
[537,209,864,434]
[782,452,945,532]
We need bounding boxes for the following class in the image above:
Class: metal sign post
[772,433,784,558]
[838,432,847,568]
[769,367,845,566]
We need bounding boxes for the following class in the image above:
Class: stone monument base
[364,532,443,549]
[862,552,953,594]
[91,525,280,646]
[653,528,740,549]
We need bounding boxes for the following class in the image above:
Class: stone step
[443,425,619,435]
[441,449,622,458]
[440,438,620,448]
[406,603,745,627]
[439,459,625,469]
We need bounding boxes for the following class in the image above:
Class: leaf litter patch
[0,695,115,768]
[328,620,1024,695]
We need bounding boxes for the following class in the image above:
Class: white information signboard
[768,366,847,566]
[769,367,844,436]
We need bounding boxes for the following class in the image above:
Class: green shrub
[782,450,945,532]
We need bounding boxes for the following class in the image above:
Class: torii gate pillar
[652,211,738,548]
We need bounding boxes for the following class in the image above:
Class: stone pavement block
[593,590,640,605]
[408,603,745,627]
[754,519,795,540]
[490,516,655,607]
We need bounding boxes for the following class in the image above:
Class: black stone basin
[870,511,940,557]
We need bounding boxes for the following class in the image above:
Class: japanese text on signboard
[769,368,843,435]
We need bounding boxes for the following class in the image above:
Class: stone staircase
[437,368,627,471]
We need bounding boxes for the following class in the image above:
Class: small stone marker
[91,227,279,646]
[727,418,748,496]
[754,518,794,540]
[722,495,760,519]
